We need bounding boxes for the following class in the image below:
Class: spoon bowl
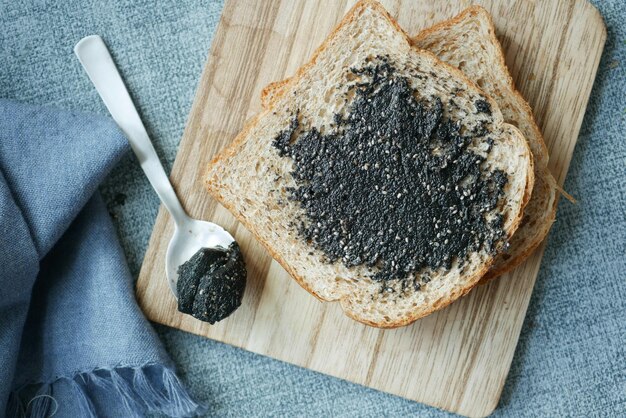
[165,219,235,297]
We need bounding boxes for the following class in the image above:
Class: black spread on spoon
[176,242,247,324]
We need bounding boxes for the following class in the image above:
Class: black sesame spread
[474,99,492,115]
[176,242,246,324]
[273,57,508,284]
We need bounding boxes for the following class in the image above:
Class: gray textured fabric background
[1,0,624,416]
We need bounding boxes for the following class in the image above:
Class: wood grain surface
[136,1,606,416]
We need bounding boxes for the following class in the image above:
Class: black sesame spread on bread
[272,57,508,288]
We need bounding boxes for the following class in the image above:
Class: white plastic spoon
[74,35,235,298]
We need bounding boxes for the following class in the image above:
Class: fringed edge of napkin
[6,363,206,418]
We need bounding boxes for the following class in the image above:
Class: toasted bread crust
[206,0,532,327]
[261,80,289,108]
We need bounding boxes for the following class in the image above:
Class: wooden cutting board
[136,1,605,416]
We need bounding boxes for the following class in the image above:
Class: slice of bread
[261,6,558,282]
[206,0,533,327]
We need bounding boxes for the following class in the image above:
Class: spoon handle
[74,35,188,227]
